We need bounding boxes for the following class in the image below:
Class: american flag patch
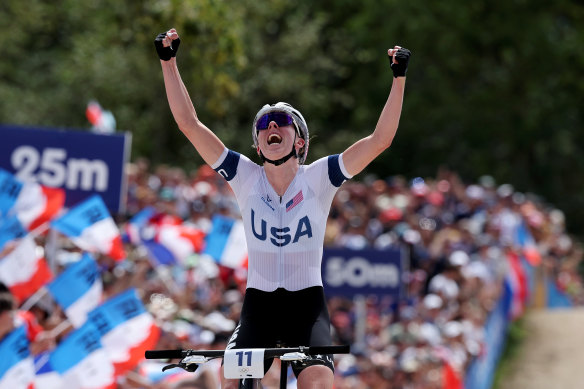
[286,190,303,212]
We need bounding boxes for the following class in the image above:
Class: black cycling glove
[389,48,411,78]
[154,32,180,61]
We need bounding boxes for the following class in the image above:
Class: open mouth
[267,134,282,145]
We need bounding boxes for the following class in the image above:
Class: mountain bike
[145,344,350,389]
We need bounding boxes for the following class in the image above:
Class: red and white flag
[0,236,53,303]
[155,224,205,263]
[506,251,528,320]
[14,182,65,232]
[88,289,160,377]
[0,168,65,232]
[49,321,116,389]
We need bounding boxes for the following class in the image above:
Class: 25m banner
[0,125,131,213]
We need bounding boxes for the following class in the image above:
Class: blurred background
[2,0,583,236]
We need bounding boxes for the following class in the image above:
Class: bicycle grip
[145,349,184,359]
[308,345,350,355]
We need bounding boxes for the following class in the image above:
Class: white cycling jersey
[212,148,352,291]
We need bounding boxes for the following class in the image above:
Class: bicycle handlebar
[145,344,350,360]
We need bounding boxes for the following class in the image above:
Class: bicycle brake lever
[162,362,199,373]
[162,363,181,372]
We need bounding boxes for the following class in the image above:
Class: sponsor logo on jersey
[261,194,275,211]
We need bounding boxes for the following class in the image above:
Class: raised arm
[341,46,411,177]
[155,29,226,166]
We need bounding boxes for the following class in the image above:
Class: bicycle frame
[145,344,350,389]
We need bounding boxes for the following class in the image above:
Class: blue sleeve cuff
[213,149,240,181]
[328,154,351,187]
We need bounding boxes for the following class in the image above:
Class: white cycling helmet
[252,102,309,165]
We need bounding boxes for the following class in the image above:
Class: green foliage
[493,316,528,388]
[1,0,583,234]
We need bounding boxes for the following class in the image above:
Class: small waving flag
[47,253,103,328]
[203,215,247,269]
[51,195,125,261]
[0,169,23,218]
[506,251,528,320]
[125,208,205,266]
[14,182,65,232]
[155,223,205,264]
[88,288,160,377]
[515,220,542,266]
[49,321,116,389]
[0,215,28,253]
[0,236,53,303]
[34,353,63,389]
[0,168,65,232]
[442,360,464,389]
[0,326,35,389]
[123,206,156,245]
[141,240,177,266]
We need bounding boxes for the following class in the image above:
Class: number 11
[236,351,252,366]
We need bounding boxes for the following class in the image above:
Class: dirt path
[498,308,584,389]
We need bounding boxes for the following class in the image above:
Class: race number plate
[223,348,265,379]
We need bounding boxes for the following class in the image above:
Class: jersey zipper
[278,195,283,287]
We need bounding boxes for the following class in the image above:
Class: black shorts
[226,286,334,377]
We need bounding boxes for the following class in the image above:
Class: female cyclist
[155,28,410,389]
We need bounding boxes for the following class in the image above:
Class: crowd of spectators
[2,157,583,389]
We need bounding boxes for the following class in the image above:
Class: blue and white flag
[142,240,177,266]
[0,326,35,389]
[51,195,125,261]
[34,353,63,389]
[123,206,155,244]
[49,321,116,389]
[0,169,23,218]
[203,215,247,269]
[47,253,103,328]
[0,214,27,253]
[88,289,160,376]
